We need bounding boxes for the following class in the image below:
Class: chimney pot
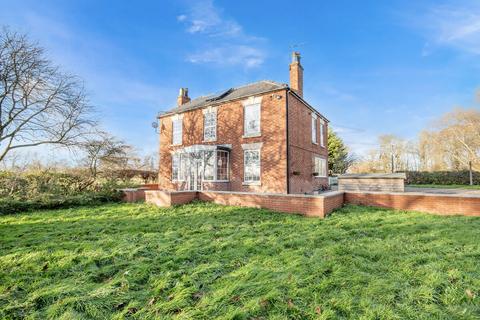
[177,87,190,106]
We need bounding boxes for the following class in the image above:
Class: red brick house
[157,52,329,194]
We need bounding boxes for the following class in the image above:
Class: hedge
[0,190,123,215]
[405,170,480,185]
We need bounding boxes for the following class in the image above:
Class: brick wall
[339,178,405,192]
[121,188,146,202]
[145,190,198,207]
[287,92,328,193]
[158,90,288,194]
[143,190,344,218]
[345,192,480,216]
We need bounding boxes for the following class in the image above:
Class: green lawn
[1,203,479,319]
[408,184,480,190]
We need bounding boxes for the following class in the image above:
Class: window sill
[313,175,327,178]
[312,142,319,145]
[202,139,216,143]
[171,143,182,147]
[203,180,229,183]
[243,181,261,186]
[242,133,261,138]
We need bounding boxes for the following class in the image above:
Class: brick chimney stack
[289,52,303,98]
[177,88,190,106]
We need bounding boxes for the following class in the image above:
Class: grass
[408,184,480,190]
[1,203,480,319]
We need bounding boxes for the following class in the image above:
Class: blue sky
[1,0,480,158]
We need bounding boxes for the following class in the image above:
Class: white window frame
[172,115,183,145]
[243,103,261,137]
[216,150,229,182]
[172,154,180,181]
[313,156,327,178]
[242,144,261,184]
[203,107,217,142]
[312,114,318,144]
[202,151,216,181]
[320,120,325,147]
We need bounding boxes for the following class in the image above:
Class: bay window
[172,154,180,180]
[203,151,215,181]
[216,150,229,181]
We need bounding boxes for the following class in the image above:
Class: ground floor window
[313,156,327,177]
[172,149,229,182]
[203,151,215,181]
[172,154,180,180]
[216,150,229,181]
[244,149,260,182]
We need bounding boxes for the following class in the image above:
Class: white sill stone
[242,133,261,138]
[242,181,261,186]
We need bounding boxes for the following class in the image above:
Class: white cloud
[176,14,187,22]
[178,0,266,67]
[420,1,480,54]
[187,45,265,68]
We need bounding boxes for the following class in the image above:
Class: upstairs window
[203,109,217,141]
[172,118,182,145]
[244,103,260,136]
[244,149,260,182]
[320,122,325,147]
[312,115,318,144]
[314,156,327,177]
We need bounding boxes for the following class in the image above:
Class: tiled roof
[161,80,287,115]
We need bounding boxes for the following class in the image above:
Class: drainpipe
[286,90,290,194]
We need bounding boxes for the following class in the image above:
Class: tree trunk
[469,161,473,186]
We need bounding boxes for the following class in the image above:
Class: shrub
[0,170,130,215]
[0,190,123,215]
[405,170,480,185]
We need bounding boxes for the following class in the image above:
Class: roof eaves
[287,89,330,123]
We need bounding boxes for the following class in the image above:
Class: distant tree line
[350,107,480,184]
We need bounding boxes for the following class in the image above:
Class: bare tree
[80,132,130,179]
[0,27,95,162]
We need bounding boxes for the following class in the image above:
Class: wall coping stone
[339,173,406,179]
[346,190,480,199]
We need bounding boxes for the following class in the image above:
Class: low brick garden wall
[141,190,344,218]
[122,187,480,217]
[345,191,480,216]
[199,191,344,218]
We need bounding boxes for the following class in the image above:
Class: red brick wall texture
[144,190,344,218]
[345,192,480,217]
[127,189,480,218]
[157,89,329,194]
